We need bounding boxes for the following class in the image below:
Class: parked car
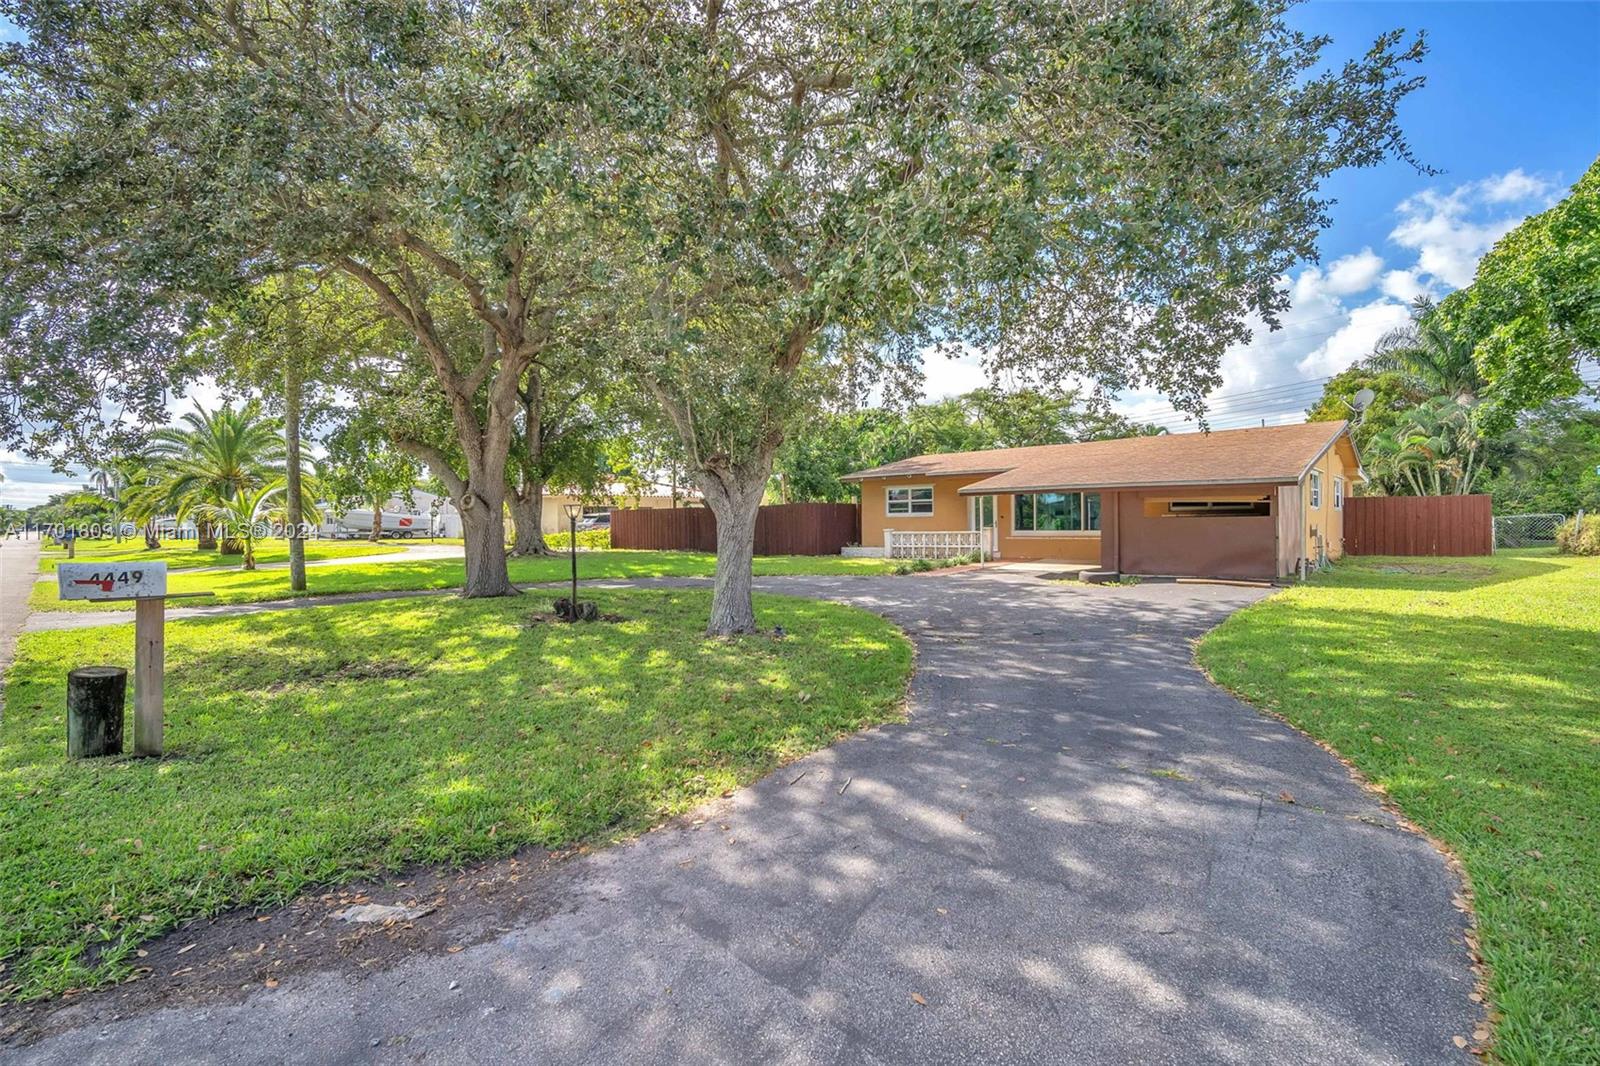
[576,511,611,532]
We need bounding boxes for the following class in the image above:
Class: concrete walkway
[8,571,1478,1064]
[1,538,42,716]
[33,540,462,581]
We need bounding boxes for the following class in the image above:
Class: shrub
[1555,515,1600,556]
[891,552,980,575]
[545,528,610,551]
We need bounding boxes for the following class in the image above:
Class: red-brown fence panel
[609,507,717,552]
[1344,495,1493,556]
[609,503,860,556]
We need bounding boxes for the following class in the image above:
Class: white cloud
[1380,268,1431,304]
[920,350,990,400]
[1390,207,1516,288]
[1322,249,1385,296]
[1478,168,1553,204]
[1295,299,1413,378]
[1390,168,1555,288]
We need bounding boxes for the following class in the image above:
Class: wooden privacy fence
[1343,495,1493,557]
[610,502,860,556]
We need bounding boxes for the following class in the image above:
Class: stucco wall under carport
[1104,485,1279,580]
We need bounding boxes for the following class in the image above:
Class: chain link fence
[1493,513,1566,548]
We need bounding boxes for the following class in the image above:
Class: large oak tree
[625,0,1427,633]
[1,0,658,595]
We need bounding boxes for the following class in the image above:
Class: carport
[1094,485,1290,581]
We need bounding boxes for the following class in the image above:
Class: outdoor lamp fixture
[563,502,583,620]
[428,499,440,541]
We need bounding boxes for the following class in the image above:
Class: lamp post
[563,501,582,621]
[429,499,440,542]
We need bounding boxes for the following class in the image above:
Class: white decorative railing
[884,529,985,560]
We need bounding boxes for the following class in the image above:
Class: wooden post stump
[67,666,126,758]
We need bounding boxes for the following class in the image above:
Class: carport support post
[133,596,164,756]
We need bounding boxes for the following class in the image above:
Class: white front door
[968,495,998,558]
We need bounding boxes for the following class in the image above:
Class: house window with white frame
[886,485,935,516]
[1309,470,1322,509]
[1334,477,1344,510]
[1012,491,1101,533]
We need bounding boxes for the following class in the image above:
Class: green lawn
[1196,549,1599,1064]
[0,588,912,1001]
[30,550,898,613]
[39,536,407,572]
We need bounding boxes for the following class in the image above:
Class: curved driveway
[12,570,1477,1064]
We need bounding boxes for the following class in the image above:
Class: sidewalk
[1,538,43,713]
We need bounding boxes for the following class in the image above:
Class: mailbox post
[57,562,176,756]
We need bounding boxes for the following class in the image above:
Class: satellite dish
[1352,387,1376,411]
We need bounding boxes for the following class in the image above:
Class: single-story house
[840,421,1362,580]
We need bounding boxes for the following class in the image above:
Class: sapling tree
[625,0,1428,634]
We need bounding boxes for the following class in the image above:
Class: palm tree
[146,402,288,552]
[1376,396,1485,496]
[87,456,149,541]
[191,478,322,570]
[1371,298,1488,406]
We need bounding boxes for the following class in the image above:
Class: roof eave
[840,467,1011,483]
[957,475,1298,495]
[1293,421,1355,484]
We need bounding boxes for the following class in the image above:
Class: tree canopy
[1441,157,1600,433]
[4,0,1430,631]
[620,0,1426,630]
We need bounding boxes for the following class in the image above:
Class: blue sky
[3,3,1599,504]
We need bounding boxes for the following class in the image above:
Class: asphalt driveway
[9,570,1478,1064]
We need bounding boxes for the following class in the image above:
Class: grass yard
[0,588,912,1001]
[29,549,899,613]
[38,536,407,572]
[1196,549,1599,1064]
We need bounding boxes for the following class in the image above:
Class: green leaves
[1443,158,1600,435]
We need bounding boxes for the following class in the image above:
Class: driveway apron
[9,570,1478,1065]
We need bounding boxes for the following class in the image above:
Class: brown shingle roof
[839,421,1351,493]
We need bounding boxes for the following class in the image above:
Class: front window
[1334,477,1344,510]
[1309,471,1322,509]
[887,485,934,516]
[1013,491,1100,532]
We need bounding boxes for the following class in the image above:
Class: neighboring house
[414,486,695,537]
[840,421,1362,580]
[540,488,688,535]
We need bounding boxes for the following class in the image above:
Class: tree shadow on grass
[0,588,909,1000]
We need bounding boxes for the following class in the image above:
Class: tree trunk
[143,521,160,550]
[284,362,307,592]
[508,480,554,556]
[243,538,256,571]
[698,469,769,636]
[459,490,517,597]
[370,495,384,542]
[197,520,217,551]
